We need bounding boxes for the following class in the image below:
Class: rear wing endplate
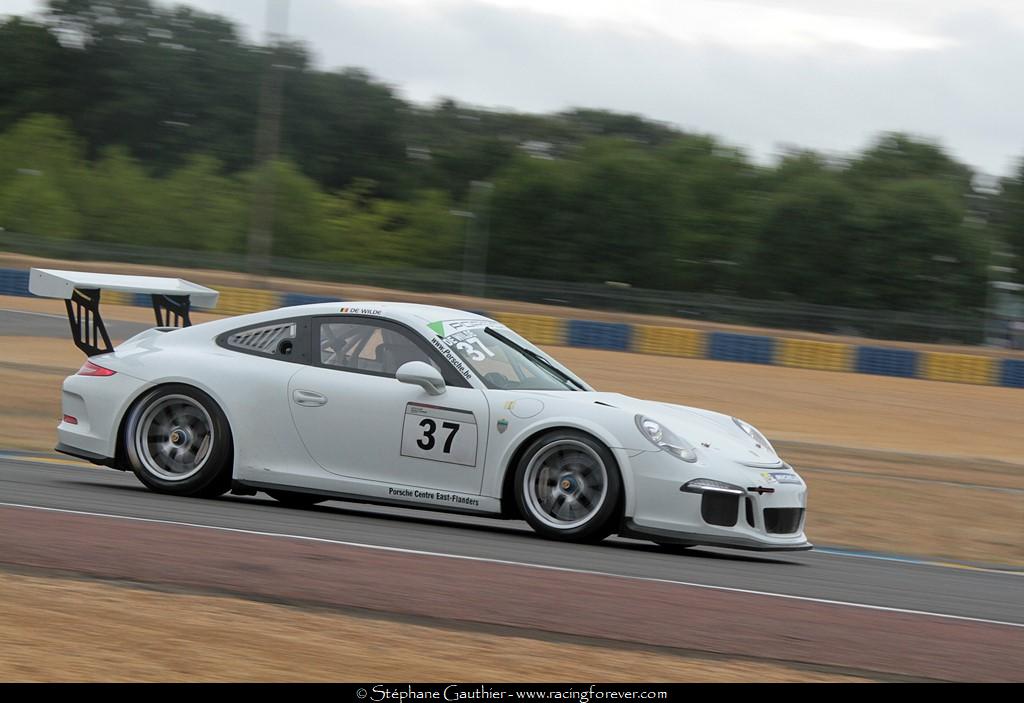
[28,268,219,356]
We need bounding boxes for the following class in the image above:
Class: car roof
[271,301,494,329]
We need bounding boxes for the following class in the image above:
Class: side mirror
[396,361,446,396]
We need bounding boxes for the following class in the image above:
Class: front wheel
[514,430,622,542]
[124,384,233,497]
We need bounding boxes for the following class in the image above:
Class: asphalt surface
[1,455,1020,626]
[1,308,151,339]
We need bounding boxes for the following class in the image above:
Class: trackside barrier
[282,292,340,307]
[630,325,706,358]
[1,266,1020,388]
[855,346,918,378]
[1002,359,1024,388]
[0,268,29,297]
[214,287,280,316]
[493,312,567,346]
[921,352,998,386]
[709,332,775,365]
[777,338,853,372]
[567,320,631,351]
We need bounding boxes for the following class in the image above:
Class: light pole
[984,250,1019,346]
[451,209,476,296]
[246,0,290,283]
[451,181,494,298]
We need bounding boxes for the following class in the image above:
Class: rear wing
[28,268,219,356]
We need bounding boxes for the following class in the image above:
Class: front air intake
[764,508,804,534]
[701,493,740,527]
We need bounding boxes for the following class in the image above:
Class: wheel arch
[498,420,628,520]
[115,378,236,474]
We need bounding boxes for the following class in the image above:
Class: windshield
[442,325,586,391]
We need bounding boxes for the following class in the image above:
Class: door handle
[293,389,328,407]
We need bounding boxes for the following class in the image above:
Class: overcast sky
[5,0,1023,176]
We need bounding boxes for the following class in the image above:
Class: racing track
[1,455,1021,681]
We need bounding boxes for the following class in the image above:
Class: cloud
[6,0,1024,174]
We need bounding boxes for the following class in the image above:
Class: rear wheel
[124,384,232,497]
[514,430,621,542]
[265,489,326,508]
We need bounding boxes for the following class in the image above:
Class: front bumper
[621,448,812,551]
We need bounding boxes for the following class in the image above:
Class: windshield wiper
[485,327,586,391]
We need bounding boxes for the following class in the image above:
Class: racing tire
[514,430,621,543]
[265,489,327,508]
[124,384,233,497]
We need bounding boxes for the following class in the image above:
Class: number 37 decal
[401,403,478,467]
[416,418,460,453]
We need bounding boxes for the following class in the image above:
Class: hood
[545,391,783,467]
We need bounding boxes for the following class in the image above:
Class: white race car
[31,268,810,550]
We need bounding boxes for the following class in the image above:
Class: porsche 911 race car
[30,268,810,550]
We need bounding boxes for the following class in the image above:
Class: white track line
[1,501,1021,630]
[0,308,66,319]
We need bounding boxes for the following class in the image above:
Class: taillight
[77,360,116,377]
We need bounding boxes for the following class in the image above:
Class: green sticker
[428,321,445,336]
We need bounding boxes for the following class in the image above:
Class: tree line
[1,0,1022,314]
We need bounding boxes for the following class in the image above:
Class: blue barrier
[855,346,918,378]
[0,268,30,297]
[567,320,631,351]
[708,332,775,364]
[1001,359,1024,388]
[282,292,340,307]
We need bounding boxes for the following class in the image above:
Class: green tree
[0,17,69,131]
[76,146,162,243]
[852,179,985,311]
[158,154,247,252]
[0,171,81,238]
[0,114,84,237]
[744,167,859,305]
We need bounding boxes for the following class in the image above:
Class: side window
[221,319,308,362]
[319,320,438,377]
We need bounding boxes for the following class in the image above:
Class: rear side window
[218,318,311,363]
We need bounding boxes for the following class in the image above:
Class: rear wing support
[152,294,193,328]
[66,288,114,356]
[28,268,219,357]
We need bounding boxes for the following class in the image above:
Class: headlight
[733,417,774,453]
[635,414,698,462]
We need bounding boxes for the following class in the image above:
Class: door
[288,316,489,495]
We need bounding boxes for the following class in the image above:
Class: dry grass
[0,571,868,682]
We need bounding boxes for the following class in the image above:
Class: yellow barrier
[631,325,706,358]
[777,338,853,372]
[921,352,997,385]
[493,312,566,346]
[214,287,279,316]
[102,291,133,307]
